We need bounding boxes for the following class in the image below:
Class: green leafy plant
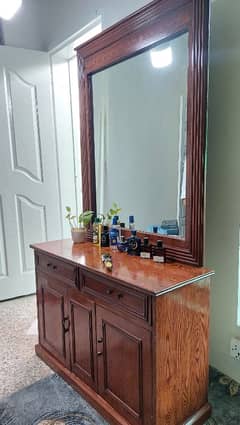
[104,202,122,222]
[65,206,94,229]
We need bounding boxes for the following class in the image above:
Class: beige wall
[206,0,240,382]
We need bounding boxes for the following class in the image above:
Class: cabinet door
[37,272,69,366]
[96,306,153,425]
[67,289,97,389]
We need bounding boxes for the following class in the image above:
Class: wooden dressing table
[32,240,213,425]
[32,0,212,423]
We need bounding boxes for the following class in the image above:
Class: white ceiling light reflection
[0,0,22,20]
[150,47,173,69]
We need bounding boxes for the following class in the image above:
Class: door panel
[37,272,68,366]
[67,289,97,389]
[96,306,153,425]
[0,46,61,300]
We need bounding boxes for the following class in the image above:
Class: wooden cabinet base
[36,344,131,425]
[36,344,211,425]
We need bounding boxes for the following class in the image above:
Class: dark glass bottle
[117,235,128,252]
[127,230,141,256]
[140,237,152,259]
[101,225,109,247]
[152,240,166,263]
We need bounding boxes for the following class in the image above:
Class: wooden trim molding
[76,0,210,266]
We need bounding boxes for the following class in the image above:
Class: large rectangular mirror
[76,0,209,265]
[93,32,188,238]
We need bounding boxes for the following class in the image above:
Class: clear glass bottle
[129,215,135,230]
[93,218,100,244]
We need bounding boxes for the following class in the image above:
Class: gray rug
[0,368,239,424]
[0,374,108,425]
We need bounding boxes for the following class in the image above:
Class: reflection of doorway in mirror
[177,95,187,238]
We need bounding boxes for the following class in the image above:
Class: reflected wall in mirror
[93,32,188,238]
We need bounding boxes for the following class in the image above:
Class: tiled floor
[0,295,51,398]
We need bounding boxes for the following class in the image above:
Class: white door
[0,46,62,300]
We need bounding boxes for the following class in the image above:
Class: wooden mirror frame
[76,0,209,266]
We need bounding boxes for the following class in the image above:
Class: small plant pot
[71,228,86,244]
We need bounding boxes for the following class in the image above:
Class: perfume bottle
[93,218,101,244]
[101,225,109,247]
[127,230,141,256]
[117,236,128,252]
[140,237,152,259]
[110,216,119,250]
[129,215,135,230]
[152,240,166,263]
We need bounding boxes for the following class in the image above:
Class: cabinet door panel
[37,273,68,366]
[96,306,152,425]
[68,289,97,389]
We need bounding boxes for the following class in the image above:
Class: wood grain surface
[31,240,213,296]
[154,278,211,424]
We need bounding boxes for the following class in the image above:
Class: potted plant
[101,202,122,225]
[66,206,94,243]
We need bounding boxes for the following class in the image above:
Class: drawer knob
[53,265,57,270]
[118,293,124,299]
[106,289,113,295]
[97,351,103,356]
[98,338,103,343]
[47,263,52,267]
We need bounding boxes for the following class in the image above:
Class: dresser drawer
[37,254,77,284]
[81,271,149,321]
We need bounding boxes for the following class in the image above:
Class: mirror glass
[92,32,189,238]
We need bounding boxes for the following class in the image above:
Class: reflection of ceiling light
[150,47,173,68]
[0,0,22,20]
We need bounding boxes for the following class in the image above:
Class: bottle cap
[103,225,108,231]
[114,215,119,222]
[143,237,149,246]
[153,226,158,233]
[157,240,163,248]
[120,222,125,228]
[129,215,134,223]
[112,216,118,225]
[131,230,137,236]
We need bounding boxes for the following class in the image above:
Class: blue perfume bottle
[127,230,141,256]
[129,215,135,230]
[110,216,119,250]
[117,236,128,252]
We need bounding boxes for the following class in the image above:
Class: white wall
[206,0,240,383]
[40,0,150,51]
[1,0,45,50]
[1,0,149,51]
